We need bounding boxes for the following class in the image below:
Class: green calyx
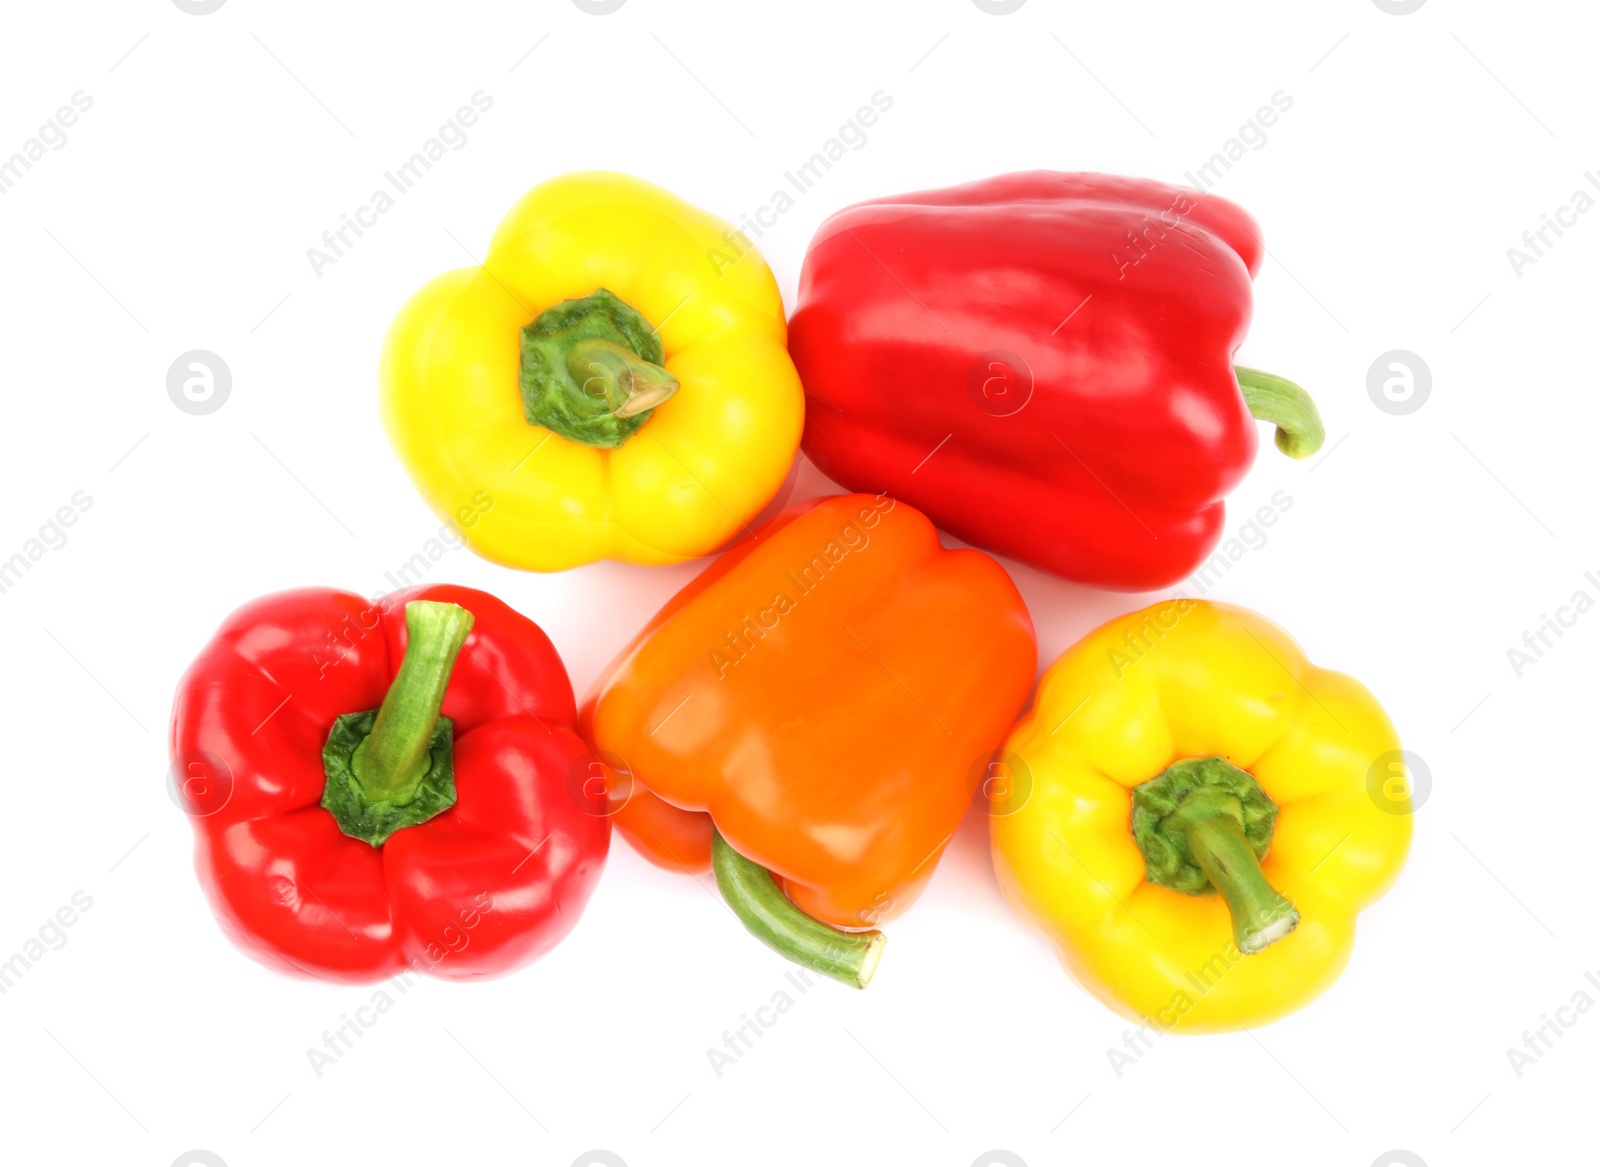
[519,288,679,449]
[1132,756,1300,955]
[711,829,886,990]
[1235,366,1325,459]
[321,601,474,847]
[323,712,456,847]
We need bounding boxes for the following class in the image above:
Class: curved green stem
[711,829,886,989]
[568,338,679,419]
[352,602,474,802]
[1235,366,1325,459]
[1177,796,1300,954]
[1131,756,1300,955]
[519,288,678,448]
[321,601,473,846]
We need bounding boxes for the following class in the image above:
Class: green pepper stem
[519,288,678,449]
[1131,756,1299,955]
[350,601,474,806]
[1175,793,1300,954]
[568,338,680,419]
[711,829,886,990]
[1235,366,1325,459]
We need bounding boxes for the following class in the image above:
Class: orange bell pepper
[581,494,1036,986]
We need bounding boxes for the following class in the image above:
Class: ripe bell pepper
[581,494,1036,987]
[788,171,1325,590]
[381,171,803,571]
[990,600,1410,1032]
[169,584,608,982]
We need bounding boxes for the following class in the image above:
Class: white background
[0,2,1590,1165]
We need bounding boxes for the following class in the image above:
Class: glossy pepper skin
[788,171,1324,591]
[583,494,1036,958]
[170,584,608,983]
[991,600,1410,1033]
[381,171,803,571]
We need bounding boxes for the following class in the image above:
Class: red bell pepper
[169,584,608,983]
[788,171,1324,590]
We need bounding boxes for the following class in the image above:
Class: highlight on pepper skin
[989,599,1411,1034]
[379,171,804,573]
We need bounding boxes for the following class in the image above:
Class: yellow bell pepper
[380,172,803,570]
[991,599,1411,1033]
